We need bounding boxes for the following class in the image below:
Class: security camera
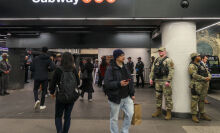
[180,0,189,8]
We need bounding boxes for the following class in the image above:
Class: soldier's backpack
[57,67,80,104]
[154,56,169,79]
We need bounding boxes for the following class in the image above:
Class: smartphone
[125,79,131,82]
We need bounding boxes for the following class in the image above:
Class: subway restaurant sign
[32,0,116,5]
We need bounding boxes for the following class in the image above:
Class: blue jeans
[55,100,74,133]
[109,96,134,133]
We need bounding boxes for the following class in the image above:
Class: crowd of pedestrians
[0,46,213,133]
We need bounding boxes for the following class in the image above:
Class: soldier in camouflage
[188,53,212,123]
[149,47,174,120]
[0,53,11,96]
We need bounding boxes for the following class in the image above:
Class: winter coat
[31,53,55,81]
[104,61,135,104]
[81,62,94,93]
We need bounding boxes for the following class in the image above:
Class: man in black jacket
[104,49,135,133]
[126,57,134,74]
[31,47,55,110]
[135,57,145,88]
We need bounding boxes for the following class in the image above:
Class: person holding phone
[104,49,135,133]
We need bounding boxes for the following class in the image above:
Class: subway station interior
[0,0,220,133]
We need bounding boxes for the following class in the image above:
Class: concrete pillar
[161,22,197,117]
[8,48,26,90]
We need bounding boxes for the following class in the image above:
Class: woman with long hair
[50,52,80,133]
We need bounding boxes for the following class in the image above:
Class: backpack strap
[154,56,168,65]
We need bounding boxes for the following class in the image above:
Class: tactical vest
[191,63,208,78]
[154,56,169,79]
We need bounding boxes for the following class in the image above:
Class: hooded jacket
[31,53,55,80]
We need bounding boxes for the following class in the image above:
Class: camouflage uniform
[150,56,174,110]
[188,62,211,115]
[0,60,11,94]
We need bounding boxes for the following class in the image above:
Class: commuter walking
[200,55,210,104]
[24,56,30,83]
[50,52,80,133]
[149,47,174,120]
[104,49,135,133]
[80,58,94,102]
[55,53,62,66]
[93,59,99,84]
[189,53,212,123]
[31,47,55,110]
[127,57,134,74]
[135,57,145,88]
[47,55,55,96]
[98,56,107,87]
[0,53,11,96]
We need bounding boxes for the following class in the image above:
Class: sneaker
[45,94,48,98]
[89,99,93,102]
[40,106,46,110]
[34,100,40,110]
[4,92,10,95]
[80,97,84,101]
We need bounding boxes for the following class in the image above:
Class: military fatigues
[0,60,11,94]
[201,62,210,99]
[188,62,211,115]
[150,57,174,110]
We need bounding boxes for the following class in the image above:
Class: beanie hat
[113,49,124,59]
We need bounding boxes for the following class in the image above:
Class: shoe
[0,93,5,96]
[192,115,199,123]
[165,109,172,120]
[200,113,212,121]
[40,106,46,110]
[45,94,48,98]
[25,81,29,83]
[34,100,40,110]
[152,108,162,117]
[4,92,10,95]
[204,99,210,104]
[80,97,84,101]
[89,99,93,102]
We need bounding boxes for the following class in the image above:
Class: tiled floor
[0,81,220,133]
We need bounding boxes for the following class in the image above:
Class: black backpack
[154,56,169,79]
[57,67,80,104]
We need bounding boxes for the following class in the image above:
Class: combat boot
[200,113,212,121]
[164,109,172,120]
[152,108,161,117]
[192,115,199,123]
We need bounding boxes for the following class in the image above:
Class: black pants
[25,69,28,82]
[136,73,144,87]
[81,90,92,100]
[33,80,48,106]
[98,75,104,87]
[55,100,74,133]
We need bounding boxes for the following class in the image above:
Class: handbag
[131,103,142,125]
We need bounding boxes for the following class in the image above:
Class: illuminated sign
[32,0,79,5]
[32,0,116,5]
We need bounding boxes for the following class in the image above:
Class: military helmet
[190,53,200,58]
[158,47,166,52]
[2,53,8,57]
